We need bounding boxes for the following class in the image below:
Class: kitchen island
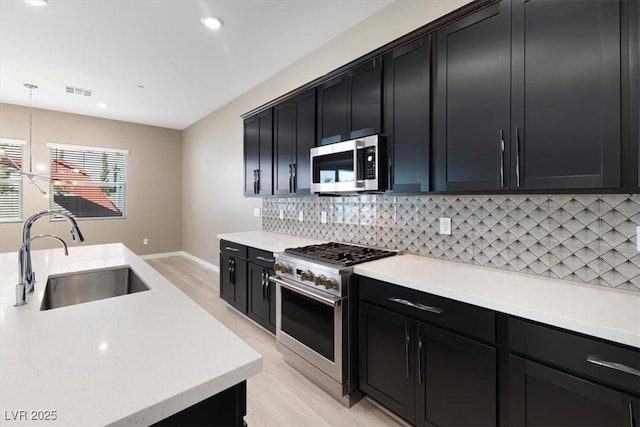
[0,243,262,426]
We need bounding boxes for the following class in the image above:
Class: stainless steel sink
[40,266,150,311]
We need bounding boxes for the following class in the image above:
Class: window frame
[47,142,129,221]
[0,138,26,223]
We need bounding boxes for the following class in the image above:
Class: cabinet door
[243,110,273,196]
[247,263,269,328]
[274,101,295,195]
[434,1,511,192]
[511,0,621,190]
[317,74,348,145]
[384,36,431,193]
[265,268,276,333]
[219,252,235,305]
[348,58,382,139]
[294,89,316,195]
[509,355,640,426]
[359,302,415,423]
[243,116,260,195]
[416,323,496,427]
[219,253,247,313]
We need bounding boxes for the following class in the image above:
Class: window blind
[0,139,25,222]
[48,144,127,219]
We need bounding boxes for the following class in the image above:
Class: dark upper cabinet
[349,58,382,139]
[244,109,273,196]
[436,0,623,192]
[384,36,432,193]
[274,89,316,195]
[511,0,621,190]
[317,58,382,145]
[317,74,348,145]
[435,1,512,192]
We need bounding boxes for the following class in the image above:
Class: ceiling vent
[65,86,93,97]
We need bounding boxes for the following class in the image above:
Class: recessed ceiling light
[96,102,109,109]
[201,16,223,30]
[24,0,48,6]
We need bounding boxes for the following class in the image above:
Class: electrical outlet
[298,211,304,222]
[279,210,284,220]
[637,226,640,251]
[143,238,149,246]
[253,208,260,217]
[439,217,451,235]
[321,211,327,224]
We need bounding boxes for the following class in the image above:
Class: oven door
[272,276,345,383]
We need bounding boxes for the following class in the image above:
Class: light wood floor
[146,256,408,427]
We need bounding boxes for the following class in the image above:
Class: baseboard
[141,251,220,274]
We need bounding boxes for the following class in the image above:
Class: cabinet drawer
[248,247,276,269]
[220,240,247,258]
[359,277,495,344]
[509,318,640,396]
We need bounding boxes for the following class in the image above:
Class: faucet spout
[14,233,70,307]
[20,210,84,294]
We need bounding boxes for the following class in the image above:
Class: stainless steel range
[269,242,397,407]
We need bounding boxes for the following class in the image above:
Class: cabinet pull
[265,272,271,303]
[229,258,235,285]
[224,246,240,252]
[261,271,267,300]
[405,321,411,379]
[253,169,258,194]
[499,129,505,188]
[288,164,293,193]
[629,401,634,427]
[256,255,275,263]
[417,326,423,384]
[389,297,444,315]
[292,163,297,193]
[256,169,260,194]
[515,127,521,187]
[586,355,640,377]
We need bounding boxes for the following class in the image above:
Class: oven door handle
[270,276,341,307]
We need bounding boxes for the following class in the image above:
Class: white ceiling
[0,0,393,130]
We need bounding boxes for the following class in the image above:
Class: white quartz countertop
[217,230,326,253]
[354,254,640,349]
[0,243,262,426]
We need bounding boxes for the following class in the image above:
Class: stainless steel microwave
[310,135,386,194]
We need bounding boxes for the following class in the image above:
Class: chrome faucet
[17,210,84,304]
[14,234,69,306]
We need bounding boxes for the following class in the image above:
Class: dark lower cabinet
[509,356,639,426]
[417,323,496,427]
[219,240,248,313]
[247,262,275,333]
[359,302,496,426]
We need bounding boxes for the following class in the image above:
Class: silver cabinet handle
[261,270,267,300]
[405,321,410,379]
[389,297,444,315]
[256,255,275,263]
[224,246,240,252]
[629,401,634,427]
[515,127,521,187]
[417,326,423,384]
[291,163,297,193]
[586,355,640,377]
[499,129,505,188]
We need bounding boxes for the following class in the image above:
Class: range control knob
[323,277,338,290]
[314,274,326,286]
[274,262,291,274]
[299,270,314,282]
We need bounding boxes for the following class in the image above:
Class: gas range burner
[284,242,397,267]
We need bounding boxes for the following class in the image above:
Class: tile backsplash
[262,194,640,292]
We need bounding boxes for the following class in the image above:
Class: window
[47,143,128,219]
[0,138,25,222]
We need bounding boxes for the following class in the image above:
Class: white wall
[182,0,472,265]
